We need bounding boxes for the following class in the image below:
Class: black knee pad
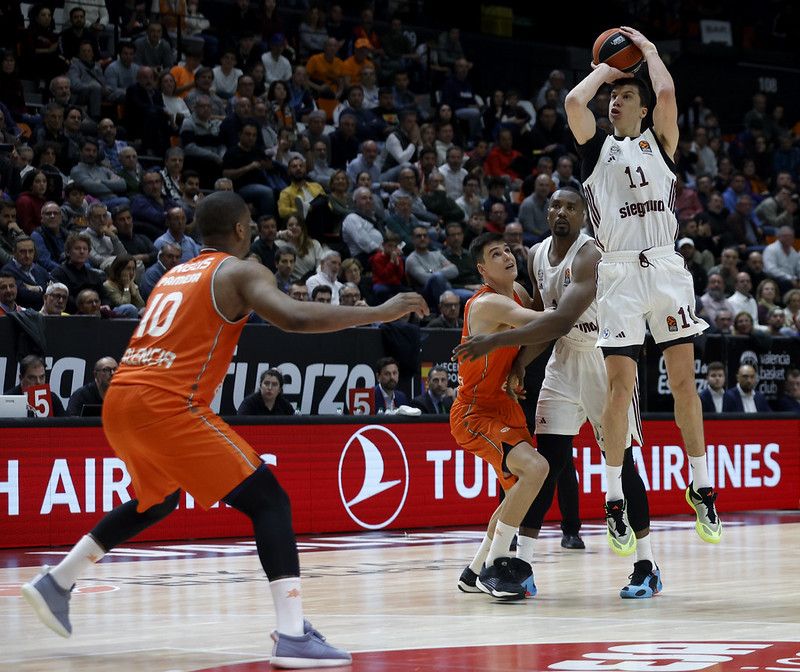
[223,464,291,518]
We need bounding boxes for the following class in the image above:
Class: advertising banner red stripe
[0,419,797,548]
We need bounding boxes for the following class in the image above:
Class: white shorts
[535,340,642,447]
[596,245,708,348]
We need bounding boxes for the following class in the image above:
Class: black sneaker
[561,533,585,549]
[475,558,526,600]
[506,557,537,597]
[620,560,663,599]
[457,566,482,593]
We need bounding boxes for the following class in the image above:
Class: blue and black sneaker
[507,557,537,598]
[620,560,662,599]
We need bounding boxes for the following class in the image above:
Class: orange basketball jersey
[114,251,248,405]
[455,285,523,409]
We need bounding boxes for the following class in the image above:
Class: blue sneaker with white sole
[21,566,74,638]
[270,620,352,669]
[620,560,662,599]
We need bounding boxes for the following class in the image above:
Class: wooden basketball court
[1,512,798,671]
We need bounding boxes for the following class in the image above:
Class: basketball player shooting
[563,26,721,552]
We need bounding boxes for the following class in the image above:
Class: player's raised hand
[375,292,429,322]
[590,60,628,83]
[618,26,655,53]
[452,333,498,362]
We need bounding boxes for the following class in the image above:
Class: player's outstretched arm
[452,293,541,361]
[225,259,429,332]
[618,26,678,154]
[565,63,624,144]
[454,242,600,362]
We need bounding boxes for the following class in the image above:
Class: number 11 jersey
[578,127,679,253]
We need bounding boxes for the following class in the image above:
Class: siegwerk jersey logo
[338,425,409,530]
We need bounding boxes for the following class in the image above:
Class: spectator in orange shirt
[306,37,345,100]
[341,38,375,88]
[170,47,202,99]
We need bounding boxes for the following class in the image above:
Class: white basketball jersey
[532,232,599,347]
[583,128,679,252]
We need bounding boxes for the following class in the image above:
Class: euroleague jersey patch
[638,139,653,155]
[666,315,678,332]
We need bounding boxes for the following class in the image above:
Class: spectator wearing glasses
[40,282,69,316]
[66,357,118,416]
[425,290,462,329]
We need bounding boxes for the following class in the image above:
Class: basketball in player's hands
[592,28,643,73]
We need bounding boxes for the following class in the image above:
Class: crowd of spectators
[0,2,799,413]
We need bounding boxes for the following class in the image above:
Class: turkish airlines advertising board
[0,419,797,548]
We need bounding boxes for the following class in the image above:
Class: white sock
[49,535,105,590]
[515,534,536,565]
[635,534,654,565]
[605,464,624,501]
[689,455,711,489]
[269,577,304,636]
[468,534,492,574]
[486,521,516,566]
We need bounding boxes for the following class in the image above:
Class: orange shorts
[102,385,262,512]
[450,399,534,491]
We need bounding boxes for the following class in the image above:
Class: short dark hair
[195,191,249,240]
[112,205,131,221]
[311,285,332,300]
[469,231,503,264]
[375,356,398,374]
[182,169,200,181]
[13,235,33,251]
[428,364,448,378]
[706,361,725,374]
[610,77,652,111]
[20,354,45,378]
[259,368,284,388]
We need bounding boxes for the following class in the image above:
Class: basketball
[592,28,643,73]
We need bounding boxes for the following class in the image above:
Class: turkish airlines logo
[338,425,409,530]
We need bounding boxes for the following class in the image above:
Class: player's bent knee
[223,464,291,519]
[507,444,548,481]
[145,489,181,521]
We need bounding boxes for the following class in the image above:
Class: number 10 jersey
[115,251,249,405]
